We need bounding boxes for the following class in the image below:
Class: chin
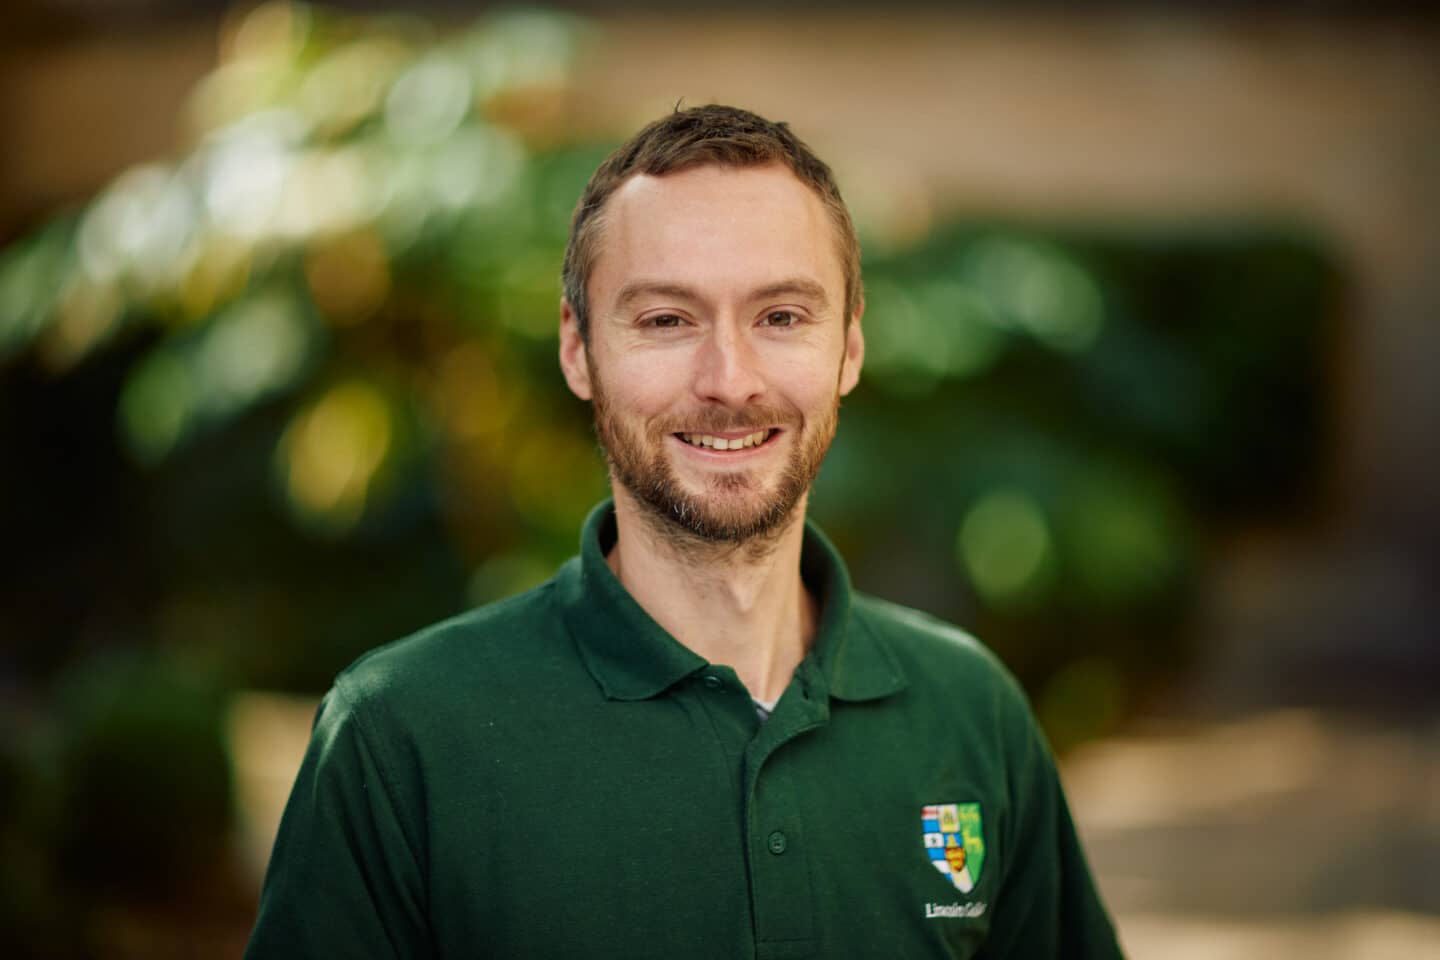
[637,474,803,545]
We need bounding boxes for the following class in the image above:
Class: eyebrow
[611,277,830,312]
[613,280,702,311]
[751,278,829,307]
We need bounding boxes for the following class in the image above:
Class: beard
[590,374,838,546]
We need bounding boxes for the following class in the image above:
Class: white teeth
[681,430,770,450]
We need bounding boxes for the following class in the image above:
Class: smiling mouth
[675,429,777,451]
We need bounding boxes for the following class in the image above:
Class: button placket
[743,668,828,953]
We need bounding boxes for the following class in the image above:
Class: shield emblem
[922,803,985,893]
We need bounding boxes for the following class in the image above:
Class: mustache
[651,405,797,435]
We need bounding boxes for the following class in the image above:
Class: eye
[645,313,685,328]
[763,310,799,328]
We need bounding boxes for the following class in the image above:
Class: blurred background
[1,1,1436,957]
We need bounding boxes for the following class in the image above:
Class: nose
[692,320,765,408]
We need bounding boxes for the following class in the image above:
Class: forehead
[589,163,844,307]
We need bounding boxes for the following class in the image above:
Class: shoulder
[850,594,1061,815]
[853,593,1015,685]
[329,573,575,726]
[851,592,1032,718]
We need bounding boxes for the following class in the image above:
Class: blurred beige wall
[0,22,218,231]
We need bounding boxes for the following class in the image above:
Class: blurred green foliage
[1,653,235,958]
[49,654,234,900]
[0,2,1336,950]
[825,222,1333,729]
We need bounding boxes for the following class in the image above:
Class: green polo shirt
[246,502,1122,959]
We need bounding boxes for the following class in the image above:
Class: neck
[606,486,817,703]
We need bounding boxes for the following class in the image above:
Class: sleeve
[244,683,432,959]
[977,688,1125,960]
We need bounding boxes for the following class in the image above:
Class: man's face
[559,163,864,543]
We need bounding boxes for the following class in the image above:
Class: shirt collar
[553,500,907,703]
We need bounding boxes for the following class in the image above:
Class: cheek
[772,355,843,406]
[609,347,696,400]
[594,364,681,421]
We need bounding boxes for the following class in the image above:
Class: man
[247,105,1123,959]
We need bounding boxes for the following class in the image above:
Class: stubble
[588,364,838,557]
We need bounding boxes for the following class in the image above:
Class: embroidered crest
[922,803,985,893]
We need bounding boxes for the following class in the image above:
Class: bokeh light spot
[44,278,123,370]
[436,125,525,211]
[385,54,472,147]
[202,111,305,240]
[298,38,411,138]
[920,281,1005,378]
[279,382,393,533]
[179,238,253,320]
[1064,469,1185,606]
[964,236,1104,352]
[862,280,945,395]
[275,147,380,238]
[119,350,194,465]
[197,293,310,411]
[0,232,67,355]
[305,230,390,323]
[461,10,583,97]
[958,489,1055,605]
[78,165,195,294]
[434,341,511,440]
[227,1,311,64]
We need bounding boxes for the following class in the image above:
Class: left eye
[763,311,798,327]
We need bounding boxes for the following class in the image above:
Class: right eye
[646,314,684,328]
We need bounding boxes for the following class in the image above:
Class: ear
[558,298,593,400]
[838,296,865,396]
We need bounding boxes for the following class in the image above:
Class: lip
[669,428,783,460]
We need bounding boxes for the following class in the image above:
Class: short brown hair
[561,104,862,341]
